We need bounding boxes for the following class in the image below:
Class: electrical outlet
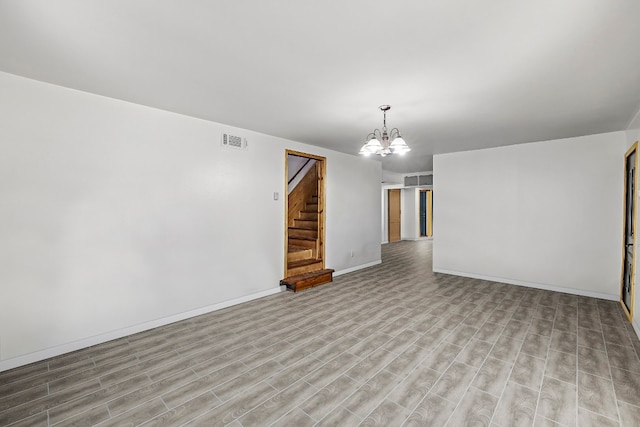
[350,250,354,257]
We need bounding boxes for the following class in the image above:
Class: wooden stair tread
[288,245,310,253]
[281,268,335,292]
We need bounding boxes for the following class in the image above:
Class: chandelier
[359,105,410,157]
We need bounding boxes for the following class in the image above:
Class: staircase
[284,194,334,292]
[287,195,323,276]
[283,157,333,291]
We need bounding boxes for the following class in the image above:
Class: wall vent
[221,132,248,150]
[404,174,433,186]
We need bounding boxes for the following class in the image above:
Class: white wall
[326,153,382,273]
[381,188,389,244]
[0,72,381,371]
[401,188,418,240]
[381,169,403,185]
[433,132,626,299]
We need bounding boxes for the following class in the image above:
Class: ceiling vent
[221,132,248,150]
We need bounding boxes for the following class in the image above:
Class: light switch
[273,192,279,200]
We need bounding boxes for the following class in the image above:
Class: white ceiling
[1,0,639,173]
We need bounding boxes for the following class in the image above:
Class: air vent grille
[221,132,248,150]
[404,174,433,186]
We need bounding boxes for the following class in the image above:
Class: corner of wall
[626,105,640,131]
[334,260,382,277]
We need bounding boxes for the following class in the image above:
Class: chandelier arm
[389,128,401,139]
[370,129,382,140]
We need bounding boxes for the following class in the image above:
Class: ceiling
[1,1,639,173]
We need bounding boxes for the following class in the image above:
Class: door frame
[621,141,638,322]
[284,150,326,276]
[419,189,433,237]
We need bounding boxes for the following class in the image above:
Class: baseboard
[334,260,382,277]
[384,238,432,243]
[0,287,282,373]
[432,268,619,301]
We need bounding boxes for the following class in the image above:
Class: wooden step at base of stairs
[281,269,335,292]
[287,245,314,262]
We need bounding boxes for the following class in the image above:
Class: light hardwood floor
[1,240,640,426]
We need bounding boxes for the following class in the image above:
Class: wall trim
[334,260,382,277]
[632,317,640,342]
[432,268,619,301]
[0,287,282,373]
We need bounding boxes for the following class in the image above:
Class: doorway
[284,150,326,278]
[388,189,401,242]
[621,142,638,321]
[419,189,433,237]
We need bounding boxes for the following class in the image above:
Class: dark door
[621,143,637,321]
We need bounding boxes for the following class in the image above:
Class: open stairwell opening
[281,151,334,292]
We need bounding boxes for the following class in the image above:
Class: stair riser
[289,228,317,239]
[305,203,318,211]
[287,261,323,276]
[287,249,313,262]
[293,219,318,229]
[288,238,315,248]
[298,212,318,220]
